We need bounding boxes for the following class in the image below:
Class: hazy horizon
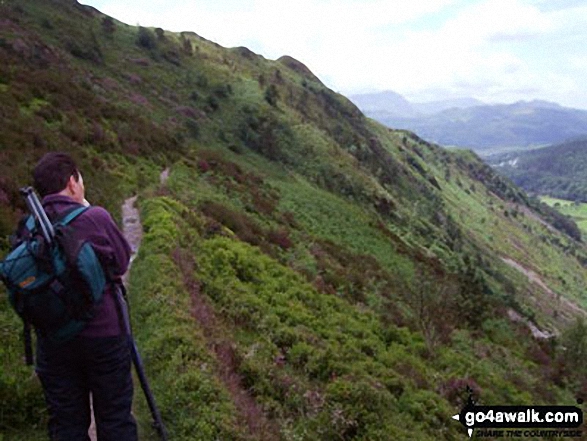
[347,89,587,110]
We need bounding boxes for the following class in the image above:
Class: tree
[455,255,494,330]
[560,317,587,381]
[181,36,193,55]
[101,17,115,35]
[264,84,279,107]
[405,267,458,356]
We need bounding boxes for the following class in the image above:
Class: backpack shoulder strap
[52,206,96,270]
[54,206,91,227]
[24,215,36,231]
[9,215,37,249]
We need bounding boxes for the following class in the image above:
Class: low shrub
[130,197,243,440]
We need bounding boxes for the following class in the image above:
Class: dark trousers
[36,334,138,441]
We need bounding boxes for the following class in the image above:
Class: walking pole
[18,187,54,366]
[19,187,54,244]
[23,321,33,366]
[114,284,169,441]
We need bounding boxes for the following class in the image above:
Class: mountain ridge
[350,90,587,152]
[349,90,484,118]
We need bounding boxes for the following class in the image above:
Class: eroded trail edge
[173,248,280,441]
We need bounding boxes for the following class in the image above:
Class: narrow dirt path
[173,248,279,440]
[501,257,586,326]
[122,195,143,282]
[88,174,157,441]
[506,308,554,339]
[89,395,97,441]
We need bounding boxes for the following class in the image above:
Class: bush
[137,27,157,50]
[322,377,397,439]
[559,318,587,382]
[101,17,115,35]
[199,201,263,246]
[185,119,200,139]
[65,32,102,63]
[264,85,279,106]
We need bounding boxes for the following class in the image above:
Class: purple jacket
[42,195,131,338]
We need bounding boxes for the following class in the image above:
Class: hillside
[353,95,587,153]
[489,137,587,202]
[1,1,587,440]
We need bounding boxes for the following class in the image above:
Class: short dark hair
[33,152,80,197]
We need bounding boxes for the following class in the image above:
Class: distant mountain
[348,90,482,118]
[348,90,415,117]
[351,92,587,153]
[412,97,485,114]
[488,137,587,201]
[381,100,587,151]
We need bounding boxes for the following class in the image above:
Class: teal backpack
[0,198,107,349]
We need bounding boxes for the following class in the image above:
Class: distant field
[477,144,550,157]
[541,196,587,234]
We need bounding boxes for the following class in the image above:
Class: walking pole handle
[19,187,54,244]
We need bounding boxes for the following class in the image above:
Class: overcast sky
[81,0,587,109]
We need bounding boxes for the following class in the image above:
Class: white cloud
[354,0,587,107]
[291,0,550,97]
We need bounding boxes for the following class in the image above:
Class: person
[32,152,138,441]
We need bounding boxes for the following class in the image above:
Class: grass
[541,196,587,234]
[0,297,46,439]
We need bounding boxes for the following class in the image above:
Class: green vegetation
[130,197,244,440]
[541,196,587,236]
[490,137,587,202]
[1,1,587,440]
[0,299,46,440]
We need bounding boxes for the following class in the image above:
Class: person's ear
[66,175,77,194]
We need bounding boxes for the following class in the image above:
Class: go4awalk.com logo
[452,393,584,438]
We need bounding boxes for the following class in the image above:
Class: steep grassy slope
[1,1,587,440]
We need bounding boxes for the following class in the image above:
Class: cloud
[488,32,542,43]
[533,0,587,12]
[351,0,585,106]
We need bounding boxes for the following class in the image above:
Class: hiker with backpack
[16,152,137,440]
